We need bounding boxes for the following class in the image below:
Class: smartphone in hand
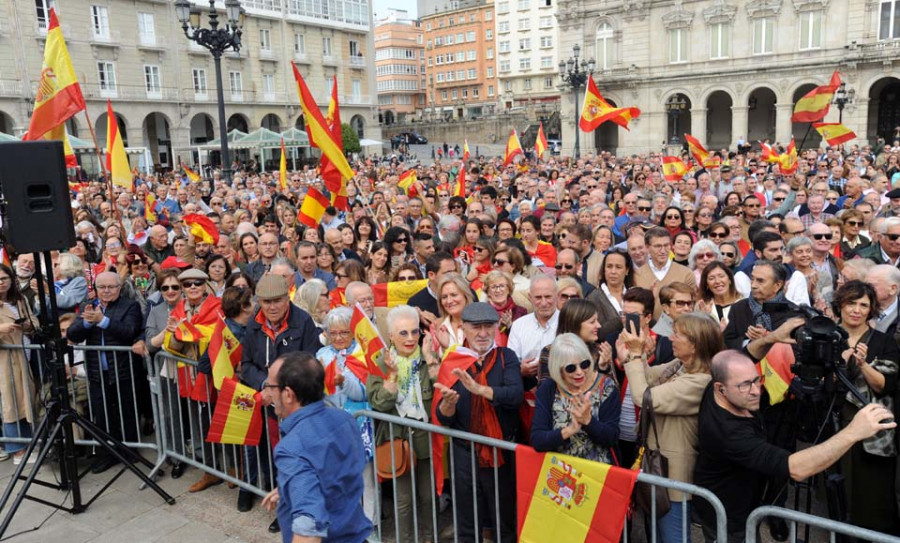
[625,313,641,335]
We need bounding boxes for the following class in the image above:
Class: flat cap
[256,274,289,300]
[887,188,900,199]
[461,302,499,325]
[720,165,732,173]
[178,268,209,282]
[543,202,561,212]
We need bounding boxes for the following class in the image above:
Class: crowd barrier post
[745,506,900,543]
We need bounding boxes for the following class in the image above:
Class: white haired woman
[687,239,721,286]
[315,306,377,525]
[367,304,438,543]
[531,333,620,464]
[294,278,330,341]
[53,253,89,313]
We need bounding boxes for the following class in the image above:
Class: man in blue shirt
[262,352,372,543]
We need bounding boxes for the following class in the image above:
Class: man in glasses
[613,193,640,237]
[857,217,900,266]
[633,227,695,318]
[739,195,763,242]
[555,249,594,296]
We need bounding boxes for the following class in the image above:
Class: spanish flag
[144,193,158,223]
[463,139,470,161]
[779,139,798,175]
[105,101,132,191]
[757,343,795,405]
[662,156,688,182]
[684,133,710,167]
[535,122,549,159]
[579,76,640,132]
[350,303,387,380]
[23,8,86,141]
[760,142,781,164]
[324,358,339,395]
[813,122,856,146]
[517,446,637,543]
[183,213,220,245]
[279,137,289,193]
[503,129,523,167]
[454,165,466,198]
[208,317,242,390]
[372,279,428,307]
[791,70,841,123]
[292,63,354,181]
[0,247,10,269]
[398,169,417,195]
[320,75,348,209]
[206,377,263,446]
[44,124,78,168]
[183,164,201,183]
[297,186,330,228]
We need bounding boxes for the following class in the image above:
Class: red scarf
[469,350,505,469]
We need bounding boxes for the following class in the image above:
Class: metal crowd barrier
[0,344,160,456]
[148,351,273,498]
[354,409,730,543]
[746,506,900,543]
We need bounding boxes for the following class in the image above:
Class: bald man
[144,225,174,272]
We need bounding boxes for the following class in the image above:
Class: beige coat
[0,301,39,424]
[625,358,712,501]
[633,262,696,319]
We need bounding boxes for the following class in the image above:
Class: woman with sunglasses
[391,262,423,282]
[718,241,742,272]
[681,204,696,230]
[384,226,413,270]
[705,222,729,246]
[368,305,438,543]
[531,333,619,464]
[693,205,715,237]
[659,206,689,240]
[556,277,584,311]
[466,237,495,291]
[688,239,721,287]
[840,209,871,259]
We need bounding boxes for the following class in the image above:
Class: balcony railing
[82,82,179,101]
[90,29,121,44]
[230,91,244,102]
[0,80,23,97]
[138,33,158,47]
[350,56,366,68]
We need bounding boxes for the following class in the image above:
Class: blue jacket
[240,305,322,391]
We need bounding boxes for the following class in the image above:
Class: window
[456,51,465,62]
[262,74,275,99]
[35,0,53,31]
[467,50,476,60]
[473,88,479,97]
[466,31,476,42]
[144,65,161,97]
[468,68,476,79]
[799,11,822,50]
[544,76,553,89]
[441,90,448,100]
[524,78,532,90]
[500,60,510,72]
[505,81,513,92]
[596,22,613,70]
[487,47,494,59]
[462,89,468,98]
[499,40,510,52]
[435,54,443,64]
[323,36,333,56]
[447,34,454,45]
[90,5,110,40]
[192,68,207,97]
[229,71,243,99]
[498,21,509,33]
[487,66,494,78]
[710,22,730,59]
[294,33,306,55]
[668,28,687,63]
[518,0,529,10]
[881,0,900,39]
[486,29,493,40]
[451,89,458,99]
[753,18,774,54]
[470,13,476,22]
[428,56,433,66]
[519,57,531,70]
[457,69,466,80]
[540,36,552,48]
[488,85,494,96]
[435,36,443,46]
[137,13,155,45]
[260,29,271,51]
[486,10,493,20]
[539,16,553,28]
[519,38,531,50]
[350,39,361,56]
[518,18,530,30]
[437,73,445,82]
[497,1,509,13]
[97,61,117,96]
[426,22,432,31]
[456,33,464,43]
[352,79,361,101]
[541,56,553,68]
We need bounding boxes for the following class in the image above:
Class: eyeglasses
[555,263,575,270]
[474,246,487,253]
[697,252,716,259]
[665,215,681,220]
[559,292,580,300]
[772,197,785,202]
[638,206,652,212]
[335,272,348,279]
[562,199,572,204]
[846,221,863,227]
[731,376,762,394]
[396,329,421,338]
[398,274,418,281]
[708,232,728,239]
[106,242,121,249]
[564,359,592,374]
[394,238,408,244]
[488,284,508,292]
[743,203,760,208]
[668,300,694,308]
[96,284,120,290]
[699,213,713,218]
[812,233,833,241]
[329,330,352,338]
[886,234,900,241]
[159,285,182,292]
[439,193,449,198]
[492,258,509,266]
[450,204,463,210]
[181,280,206,288]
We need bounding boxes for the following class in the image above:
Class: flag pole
[797,124,814,152]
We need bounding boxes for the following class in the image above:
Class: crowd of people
[1,139,900,542]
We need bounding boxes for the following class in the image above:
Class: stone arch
[95,112,130,147]
[664,92,692,145]
[295,116,305,130]
[189,112,215,145]
[227,113,250,133]
[747,86,778,143]
[706,90,733,149]
[350,114,365,139]
[383,110,396,125]
[0,111,16,135]
[261,113,282,132]
[593,96,619,152]
[867,76,900,142]
[142,112,173,169]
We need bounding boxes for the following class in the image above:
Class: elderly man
[144,225,174,272]
[808,222,841,304]
[633,227,696,318]
[66,272,144,474]
[613,193,640,237]
[408,251,457,325]
[857,217,900,266]
[867,264,900,334]
[555,248,594,296]
[261,352,372,543]
[323,228,361,262]
[508,275,559,381]
[435,303,523,543]
[345,280,391,340]
[245,232,281,283]
[800,194,834,229]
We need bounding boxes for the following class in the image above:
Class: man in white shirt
[508,275,559,380]
[867,264,900,334]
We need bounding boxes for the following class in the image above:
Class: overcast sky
[372,0,417,19]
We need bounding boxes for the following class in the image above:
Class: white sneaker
[13,453,35,466]
[0,449,9,462]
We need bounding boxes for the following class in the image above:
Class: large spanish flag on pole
[44,123,78,168]
[791,70,841,123]
[320,75,349,210]
[579,76,640,132]
[503,129,523,167]
[684,133,711,166]
[206,377,263,446]
[292,63,354,180]
[812,122,856,146]
[105,100,132,190]
[662,156,688,182]
[534,122,549,159]
[23,8,86,141]
[517,446,637,543]
[279,137,289,193]
[297,186,330,228]
[454,164,466,198]
[372,279,428,307]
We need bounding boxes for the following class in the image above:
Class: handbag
[375,438,415,480]
[632,387,671,518]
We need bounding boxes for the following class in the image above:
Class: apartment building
[374,10,426,125]
[0,0,381,170]
[495,0,559,109]
[422,0,497,120]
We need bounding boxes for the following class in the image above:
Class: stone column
[731,105,749,147]
[776,103,793,144]
[691,107,707,144]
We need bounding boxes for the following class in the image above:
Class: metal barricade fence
[353,409,730,543]
[149,351,273,498]
[746,506,900,543]
[0,344,160,456]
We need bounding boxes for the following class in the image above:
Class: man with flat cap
[434,302,524,543]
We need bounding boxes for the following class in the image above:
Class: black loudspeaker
[0,141,75,253]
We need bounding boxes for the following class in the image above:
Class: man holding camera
[693,350,896,542]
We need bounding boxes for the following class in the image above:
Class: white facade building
[495,0,560,109]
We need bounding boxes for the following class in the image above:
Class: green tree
[342,123,361,154]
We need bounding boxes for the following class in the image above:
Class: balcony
[137,33,165,50]
[294,52,310,64]
[241,0,283,17]
[90,29,121,47]
[349,56,366,68]
[0,80,23,97]
[82,82,180,101]
[322,54,338,65]
[230,91,244,102]
[195,91,209,101]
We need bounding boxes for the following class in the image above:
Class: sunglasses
[699,213,713,218]
[665,215,681,220]
[721,251,735,258]
[394,238,408,243]
[335,272,348,279]
[564,359,592,374]
[697,252,716,259]
[668,300,694,308]
[743,203,760,208]
[562,199,572,204]
[772,197,785,202]
[708,232,728,239]
[555,263,575,270]
[492,258,509,266]
[181,280,206,288]
[638,206,652,212]
[812,233,833,241]
[159,285,182,292]
[451,204,463,209]
[887,234,900,241]
[846,221,862,227]
[398,275,417,281]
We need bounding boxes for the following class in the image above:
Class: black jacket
[67,296,143,381]
[240,304,322,391]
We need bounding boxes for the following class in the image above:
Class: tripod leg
[76,413,157,470]
[0,412,52,511]
[74,414,175,504]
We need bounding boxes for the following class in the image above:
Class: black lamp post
[175,0,244,191]
[666,94,688,145]
[833,81,855,124]
[558,44,595,160]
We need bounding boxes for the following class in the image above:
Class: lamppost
[175,0,243,191]
[833,81,855,124]
[666,94,688,145]
[558,44,595,160]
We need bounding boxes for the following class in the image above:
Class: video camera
[761,301,849,384]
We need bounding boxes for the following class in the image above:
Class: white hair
[387,304,419,333]
[688,239,721,270]
[323,306,352,331]
[547,333,592,386]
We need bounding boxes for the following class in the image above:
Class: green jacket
[366,360,434,459]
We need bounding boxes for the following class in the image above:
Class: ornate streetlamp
[558,44,595,160]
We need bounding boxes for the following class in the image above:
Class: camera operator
[693,350,896,542]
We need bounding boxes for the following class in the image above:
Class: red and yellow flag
[297,186,330,228]
[320,75,348,210]
[463,139,470,161]
[324,358,340,395]
[183,164,201,183]
[206,377,263,446]
[579,76,640,132]
[454,165,466,198]
[350,303,387,380]
[183,213,220,245]
[791,70,841,123]
[662,156,688,182]
[43,124,78,168]
[535,123,549,159]
[23,8,86,142]
[812,122,856,146]
[0,247,10,269]
[279,137,288,193]
[372,279,428,308]
[779,139,798,175]
[292,64,354,181]
[144,193,158,223]
[503,129,523,167]
[398,169,417,195]
[105,101,132,190]
[431,345,480,494]
[517,446,637,543]
[684,134,710,167]
[760,142,781,164]
[757,343,795,405]
[208,317,242,389]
